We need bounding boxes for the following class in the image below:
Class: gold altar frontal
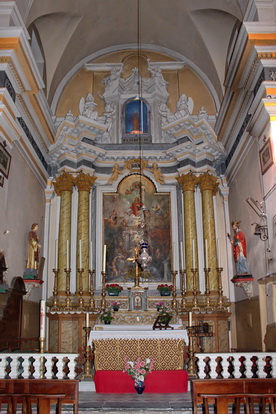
[89,325,187,371]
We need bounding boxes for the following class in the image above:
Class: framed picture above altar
[103,174,172,284]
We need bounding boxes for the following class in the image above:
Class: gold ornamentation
[75,172,97,192]
[124,158,148,173]
[93,338,185,371]
[176,172,198,192]
[198,172,219,195]
[53,172,75,195]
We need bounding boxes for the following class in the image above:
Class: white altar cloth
[89,324,188,344]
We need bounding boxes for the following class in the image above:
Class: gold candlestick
[88,269,95,309]
[204,267,212,312]
[80,326,93,379]
[101,271,107,308]
[171,270,178,311]
[180,269,187,310]
[171,270,177,311]
[191,268,200,312]
[52,268,59,311]
[216,267,225,310]
[64,268,72,310]
[187,327,197,378]
[78,268,84,309]
[39,337,45,379]
[39,337,45,353]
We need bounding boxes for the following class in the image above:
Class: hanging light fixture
[135,0,151,269]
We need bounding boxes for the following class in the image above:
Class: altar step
[77,391,193,413]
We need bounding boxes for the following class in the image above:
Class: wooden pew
[192,378,276,414]
[0,379,79,413]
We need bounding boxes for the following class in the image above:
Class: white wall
[0,145,45,287]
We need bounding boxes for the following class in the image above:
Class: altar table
[94,370,188,393]
[89,325,188,371]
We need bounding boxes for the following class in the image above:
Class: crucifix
[127,247,140,288]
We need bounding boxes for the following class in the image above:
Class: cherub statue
[175,94,194,118]
[158,103,175,126]
[148,162,165,184]
[79,93,98,120]
[107,163,125,184]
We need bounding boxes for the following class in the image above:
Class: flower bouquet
[123,357,154,393]
[157,284,173,296]
[112,301,120,311]
[155,302,173,323]
[154,301,164,311]
[98,306,114,324]
[106,283,123,296]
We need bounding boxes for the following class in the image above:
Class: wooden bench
[200,393,276,414]
[192,378,276,414]
[0,379,79,413]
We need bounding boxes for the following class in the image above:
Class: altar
[89,324,188,371]
[89,324,189,393]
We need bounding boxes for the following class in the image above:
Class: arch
[51,43,221,114]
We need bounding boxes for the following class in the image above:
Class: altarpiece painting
[103,174,172,284]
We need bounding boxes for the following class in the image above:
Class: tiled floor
[77,391,193,413]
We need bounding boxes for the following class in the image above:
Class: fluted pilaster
[53,172,75,293]
[198,172,219,292]
[75,173,97,292]
[177,172,198,292]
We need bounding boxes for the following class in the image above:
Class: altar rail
[0,353,79,379]
[195,352,276,379]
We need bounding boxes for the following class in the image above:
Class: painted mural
[103,174,172,283]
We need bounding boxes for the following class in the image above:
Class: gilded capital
[53,172,75,196]
[75,172,97,192]
[176,172,198,192]
[198,172,219,195]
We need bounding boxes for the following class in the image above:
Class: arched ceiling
[17,0,250,111]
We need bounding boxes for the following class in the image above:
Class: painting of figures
[103,174,172,284]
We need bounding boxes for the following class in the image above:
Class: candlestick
[40,300,46,338]
[66,240,69,269]
[180,241,184,270]
[205,239,208,269]
[79,240,82,269]
[103,244,106,272]
[89,241,93,270]
[55,239,58,269]
[192,239,195,269]
[85,312,89,328]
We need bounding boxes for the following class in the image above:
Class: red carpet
[94,370,188,393]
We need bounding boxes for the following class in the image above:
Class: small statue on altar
[24,223,41,279]
[227,220,250,275]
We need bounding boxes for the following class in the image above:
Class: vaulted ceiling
[17,0,251,112]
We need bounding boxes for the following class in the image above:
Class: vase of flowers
[112,301,120,311]
[106,283,123,296]
[123,357,154,394]
[154,301,164,312]
[155,302,173,323]
[98,306,114,324]
[157,284,173,296]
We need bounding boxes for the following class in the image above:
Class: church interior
[0,0,275,412]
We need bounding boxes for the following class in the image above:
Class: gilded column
[75,172,97,292]
[176,172,198,293]
[198,172,219,292]
[53,172,75,293]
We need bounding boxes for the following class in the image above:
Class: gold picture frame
[259,138,273,175]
